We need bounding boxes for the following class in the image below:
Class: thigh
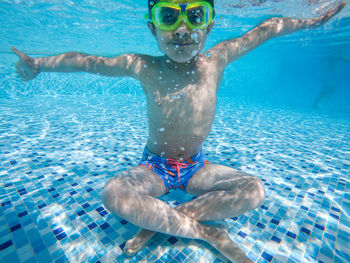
[103,165,167,197]
[186,163,260,196]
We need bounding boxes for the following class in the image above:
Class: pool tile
[1,97,349,262]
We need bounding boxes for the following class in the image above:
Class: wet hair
[147,0,215,19]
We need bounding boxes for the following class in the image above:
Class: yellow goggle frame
[147,1,214,31]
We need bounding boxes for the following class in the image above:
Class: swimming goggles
[146,1,214,31]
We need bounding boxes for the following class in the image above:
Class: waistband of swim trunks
[142,146,203,163]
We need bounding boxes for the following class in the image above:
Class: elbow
[260,17,284,36]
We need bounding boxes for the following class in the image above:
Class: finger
[16,70,24,77]
[15,61,24,70]
[15,67,26,77]
[327,1,346,18]
[18,73,30,81]
[15,72,25,80]
[15,65,25,74]
[12,46,22,57]
[334,1,346,15]
[339,1,347,10]
[23,73,34,81]
[12,46,30,60]
[21,70,29,78]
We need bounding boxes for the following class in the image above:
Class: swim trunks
[140,147,210,191]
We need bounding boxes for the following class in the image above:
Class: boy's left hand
[305,0,347,28]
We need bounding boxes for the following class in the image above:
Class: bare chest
[149,80,217,122]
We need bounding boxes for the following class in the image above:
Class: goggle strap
[144,13,152,22]
[179,3,187,12]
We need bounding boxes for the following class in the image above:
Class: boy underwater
[13,0,346,262]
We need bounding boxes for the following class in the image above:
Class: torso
[137,55,224,160]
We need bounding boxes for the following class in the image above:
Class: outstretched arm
[211,1,346,67]
[12,46,143,81]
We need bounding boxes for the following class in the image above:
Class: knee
[101,177,128,212]
[251,177,266,209]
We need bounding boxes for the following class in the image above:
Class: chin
[167,50,198,63]
[170,55,195,63]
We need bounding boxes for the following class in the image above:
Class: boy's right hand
[12,46,39,81]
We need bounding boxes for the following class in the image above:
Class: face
[148,0,214,63]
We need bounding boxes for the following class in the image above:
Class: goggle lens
[187,6,206,26]
[157,7,179,25]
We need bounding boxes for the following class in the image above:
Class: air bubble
[191,30,200,43]
[159,127,165,132]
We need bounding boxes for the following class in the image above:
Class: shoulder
[198,46,228,73]
[128,55,166,84]
[110,53,158,78]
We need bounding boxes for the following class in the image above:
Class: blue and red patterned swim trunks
[140,147,210,191]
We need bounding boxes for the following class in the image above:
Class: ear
[147,22,156,36]
[206,20,214,34]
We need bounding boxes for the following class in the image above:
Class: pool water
[1,0,350,263]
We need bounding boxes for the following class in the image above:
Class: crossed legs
[101,164,265,262]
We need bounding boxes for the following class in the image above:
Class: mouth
[170,43,194,47]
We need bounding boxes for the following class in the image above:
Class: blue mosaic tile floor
[0,95,349,263]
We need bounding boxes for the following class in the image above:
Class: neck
[164,55,198,71]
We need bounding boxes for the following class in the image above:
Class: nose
[174,23,190,39]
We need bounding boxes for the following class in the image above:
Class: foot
[124,229,156,256]
[205,226,252,263]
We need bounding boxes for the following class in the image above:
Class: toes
[123,230,156,256]
[123,239,139,256]
[124,247,138,257]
